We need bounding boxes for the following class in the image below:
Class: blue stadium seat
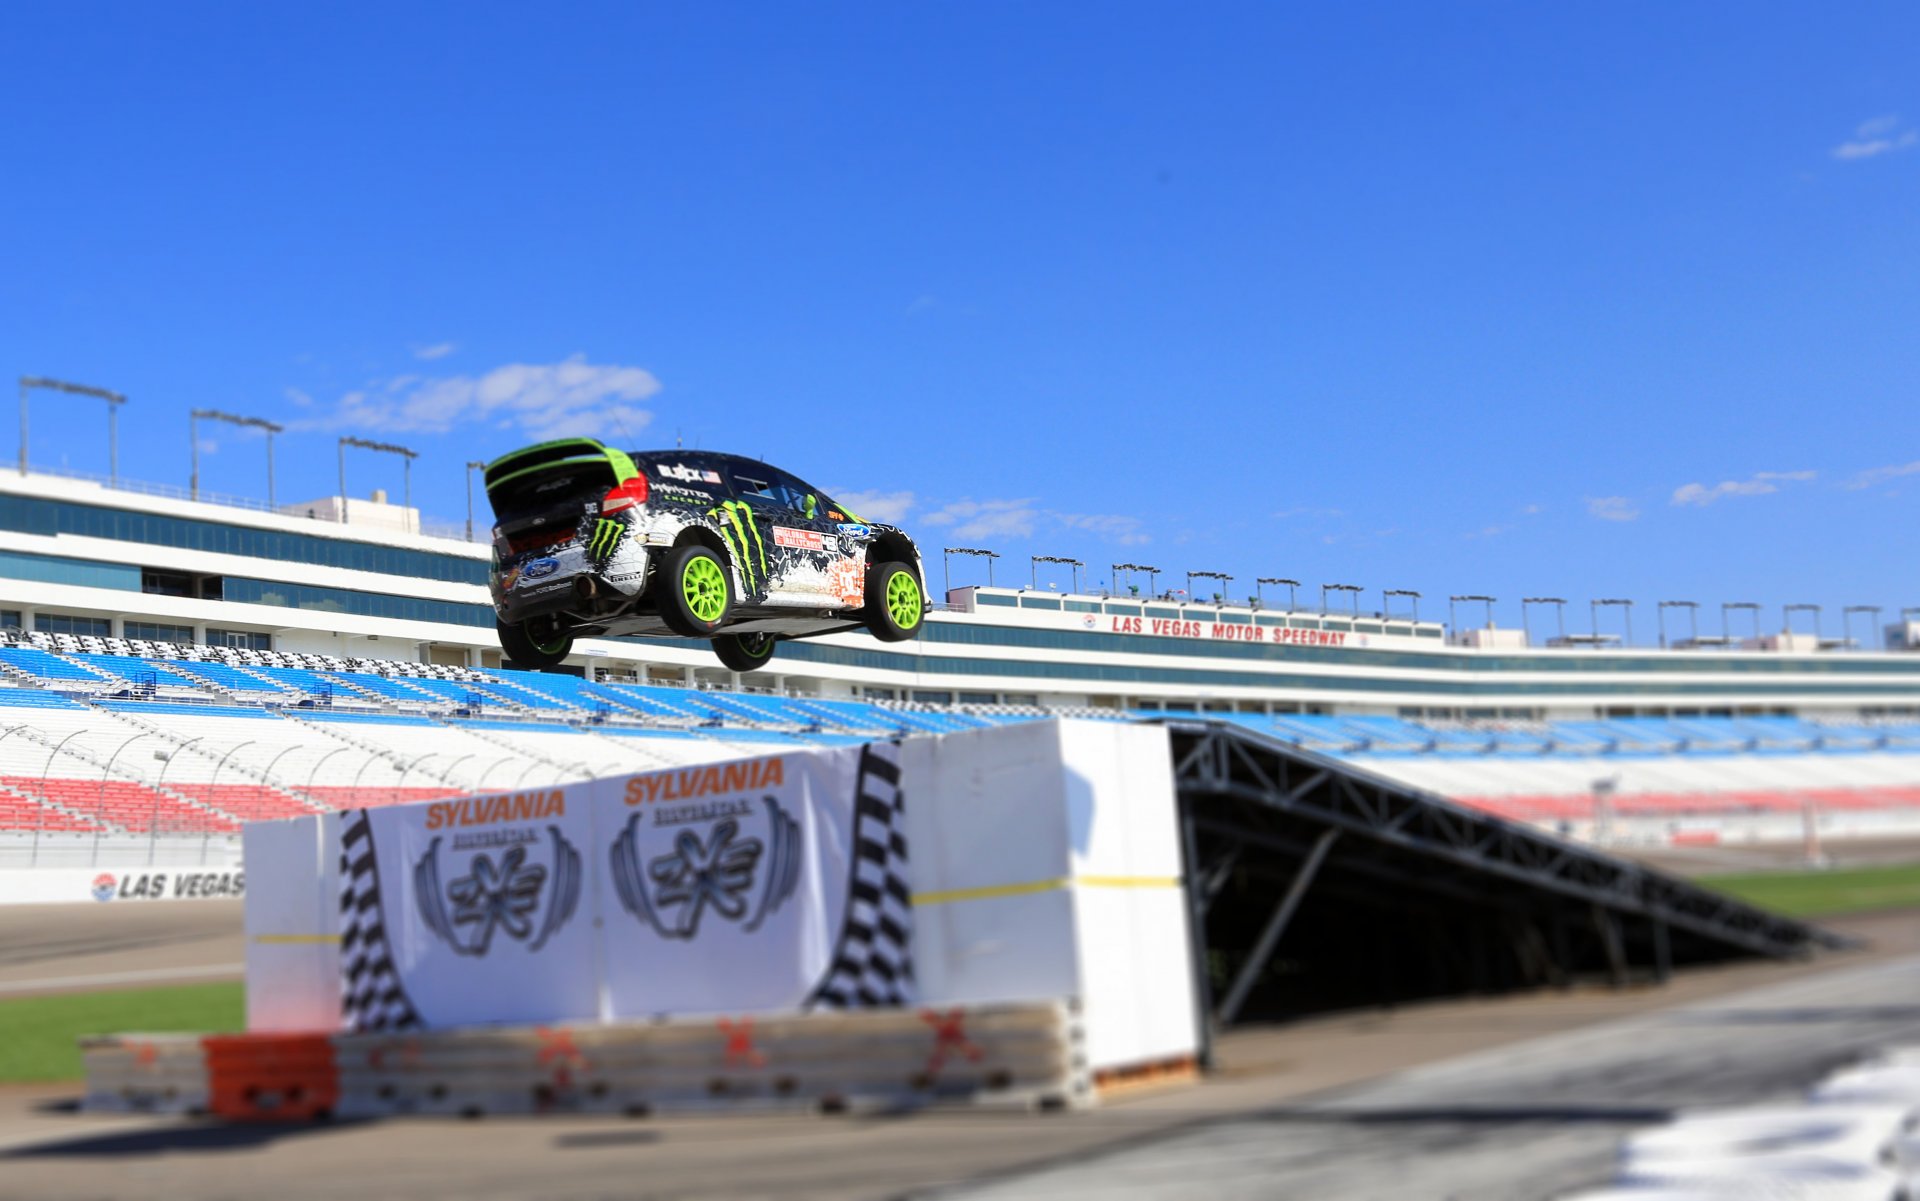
[0,647,115,685]
[71,654,202,688]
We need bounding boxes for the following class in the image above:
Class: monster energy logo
[588,517,625,562]
[709,501,768,591]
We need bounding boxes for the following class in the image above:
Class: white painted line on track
[0,962,243,995]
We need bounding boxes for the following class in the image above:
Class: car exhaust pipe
[573,576,599,601]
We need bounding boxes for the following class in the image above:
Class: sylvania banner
[337,741,910,1032]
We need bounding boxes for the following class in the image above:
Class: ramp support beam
[1180,811,1217,1069]
[1216,826,1341,1026]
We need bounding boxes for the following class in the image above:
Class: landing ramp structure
[1166,719,1843,1032]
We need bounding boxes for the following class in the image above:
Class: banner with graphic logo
[598,742,911,1018]
[339,786,599,1030]
[335,742,911,1032]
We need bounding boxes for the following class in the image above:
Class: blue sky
[2,5,1916,641]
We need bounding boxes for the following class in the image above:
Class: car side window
[727,468,791,512]
[769,469,825,518]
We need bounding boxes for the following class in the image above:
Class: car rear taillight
[601,473,649,516]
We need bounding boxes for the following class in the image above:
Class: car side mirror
[803,494,817,518]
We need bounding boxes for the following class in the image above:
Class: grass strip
[1700,861,1920,919]
[0,981,243,1083]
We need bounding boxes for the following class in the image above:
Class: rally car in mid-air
[483,439,926,672]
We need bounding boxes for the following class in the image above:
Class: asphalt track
[0,900,243,996]
[2,908,1918,1200]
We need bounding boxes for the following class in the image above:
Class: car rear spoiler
[483,438,640,503]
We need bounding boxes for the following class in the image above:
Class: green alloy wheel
[497,617,572,669]
[864,560,924,643]
[712,631,778,673]
[660,543,735,637]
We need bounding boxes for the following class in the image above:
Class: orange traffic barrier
[203,1033,340,1122]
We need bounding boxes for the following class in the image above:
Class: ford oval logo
[524,558,559,580]
[836,523,871,538]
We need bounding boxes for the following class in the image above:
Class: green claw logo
[588,517,625,562]
[708,501,768,591]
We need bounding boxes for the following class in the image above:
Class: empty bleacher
[0,629,1918,847]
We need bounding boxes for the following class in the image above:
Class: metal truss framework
[1164,719,1845,1040]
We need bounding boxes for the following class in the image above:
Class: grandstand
[2,627,1918,866]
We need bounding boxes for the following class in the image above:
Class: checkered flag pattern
[339,810,423,1032]
[807,741,914,1009]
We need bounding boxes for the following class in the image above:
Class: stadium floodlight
[1522,597,1567,645]
[1032,555,1083,594]
[1188,570,1232,606]
[190,409,284,507]
[1322,582,1362,617]
[1657,600,1698,650]
[1383,589,1421,623]
[1783,603,1821,641]
[19,375,126,484]
[1113,562,1160,600]
[337,436,419,525]
[465,460,487,542]
[942,546,1000,593]
[1256,577,1300,613]
[1448,595,1496,640]
[1843,605,1882,653]
[1592,598,1634,648]
[1722,601,1762,643]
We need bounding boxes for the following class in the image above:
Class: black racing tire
[658,542,735,638]
[712,631,779,673]
[497,617,572,670]
[863,560,926,643]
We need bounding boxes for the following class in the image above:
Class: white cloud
[412,342,458,361]
[1586,496,1640,522]
[1521,502,1545,516]
[303,355,662,441]
[1833,115,1919,161]
[1053,511,1150,546]
[830,489,916,524]
[1670,469,1815,507]
[921,497,1040,541]
[1844,459,1920,491]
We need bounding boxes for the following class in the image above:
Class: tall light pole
[1449,594,1496,641]
[1523,597,1567,646]
[1256,577,1299,612]
[1723,601,1761,644]
[1657,600,1697,649]
[1593,598,1634,648]
[190,409,284,506]
[1383,589,1421,623]
[942,546,999,594]
[1114,562,1161,599]
[1188,570,1232,605]
[465,460,487,542]
[1322,583,1362,618]
[19,376,126,482]
[338,436,419,525]
[1784,603,1821,642]
[1031,555,1083,593]
[1843,605,1881,652]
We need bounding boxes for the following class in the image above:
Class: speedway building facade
[2,463,1920,890]
[5,467,1920,720]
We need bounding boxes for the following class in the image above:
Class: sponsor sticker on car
[658,463,723,485]
[773,526,827,552]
